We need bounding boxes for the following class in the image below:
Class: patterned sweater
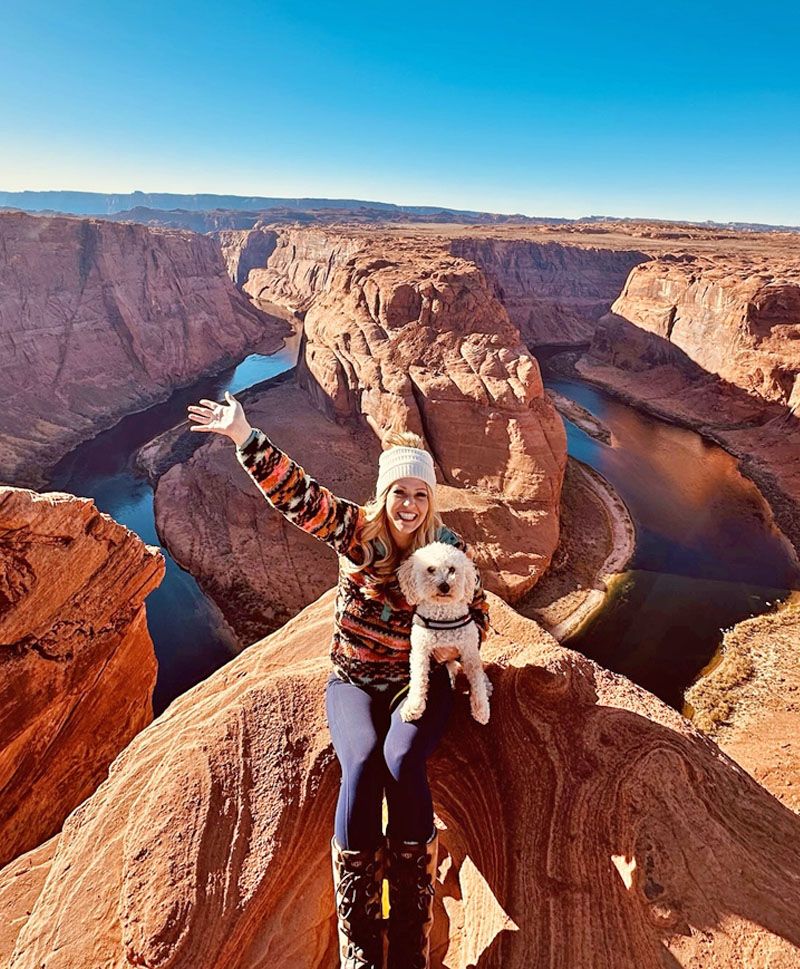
[235,427,490,689]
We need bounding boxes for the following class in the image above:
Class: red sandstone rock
[245,229,567,591]
[216,225,278,288]
[0,211,291,488]
[595,254,800,406]
[0,487,165,869]
[146,227,567,647]
[450,238,649,345]
[2,591,798,968]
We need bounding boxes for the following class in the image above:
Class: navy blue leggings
[325,664,454,850]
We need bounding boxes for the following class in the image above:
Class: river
[48,328,302,716]
[541,372,800,711]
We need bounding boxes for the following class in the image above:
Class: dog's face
[396,541,477,607]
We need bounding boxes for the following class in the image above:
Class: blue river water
[48,332,301,715]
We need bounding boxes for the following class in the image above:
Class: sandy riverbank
[516,457,635,640]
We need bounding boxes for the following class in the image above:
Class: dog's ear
[396,555,420,605]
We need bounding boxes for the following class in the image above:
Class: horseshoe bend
[1,213,800,967]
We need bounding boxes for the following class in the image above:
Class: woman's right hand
[187,391,253,447]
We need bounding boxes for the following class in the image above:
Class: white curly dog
[396,541,491,725]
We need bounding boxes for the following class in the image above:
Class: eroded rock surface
[577,251,800,553]
[591,254,800,407]
[147,227,567,644]
[450,238,649,345]
[0,488,165,868]
[0,211,291,488]
[249,229,567,592]
[2,592,798,969]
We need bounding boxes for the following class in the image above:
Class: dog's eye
[427,566,435,573]
[448,566,455,573]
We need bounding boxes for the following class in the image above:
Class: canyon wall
[577,251,800,552]
[0,487,165,868]
[216,225,278,288]
[449,238,648,345]
[589,254,800,406]
[2,590,798,969]
[203,228,567,601]
[0,211,291,488]
[242,227,365,309]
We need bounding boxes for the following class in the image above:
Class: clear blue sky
[2,0,798,223]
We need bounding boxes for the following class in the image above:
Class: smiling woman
[186,391,489,968]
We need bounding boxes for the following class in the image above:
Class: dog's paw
[470,697,491,725]
[400,699,425,722]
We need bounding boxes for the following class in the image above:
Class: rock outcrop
[216,226,278,288]
[685,594,800,813]
[146,227,567,645]
[0,488,165,868]
[2,591,798,969]
[577,251,800,553]
[591,254,800,407]
[242,227,365,310]
[0,211,291,488]
[450,238,648,345]
[250,229,566,593]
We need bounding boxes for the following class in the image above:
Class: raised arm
[187,392,365,562]
[235,427,365,561]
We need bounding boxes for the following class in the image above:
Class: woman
[187,391,489,969]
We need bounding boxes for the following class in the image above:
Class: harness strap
[412,613,473,631]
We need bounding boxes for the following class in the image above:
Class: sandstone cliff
[450,238,648,345]
[0,211,291,488]
[0,487,165,869]
[577,251,800,553]
[2,591,798,968]
[216,225,278,288]
[147,227,567,650]
[591,254,800,407]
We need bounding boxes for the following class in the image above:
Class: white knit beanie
[376,446,436,497]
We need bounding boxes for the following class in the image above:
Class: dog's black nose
[438,581,450,594]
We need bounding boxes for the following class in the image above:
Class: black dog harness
[412,613,473,631]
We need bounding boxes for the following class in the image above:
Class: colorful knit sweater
[235,427,490,689]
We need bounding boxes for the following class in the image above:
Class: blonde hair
[342,431,442,591]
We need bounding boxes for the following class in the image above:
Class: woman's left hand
[432,645,460,663]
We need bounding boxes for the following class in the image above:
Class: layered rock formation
[242,227,364,309]
[0,487,165,868]
[147,227,567,647]
[577,251,800,552]
[2,590,798,968]
[249,229,566,592]
[0,211,291,488]
[450,238,648,345]
[216,225,278,288]
[589,254,800,406]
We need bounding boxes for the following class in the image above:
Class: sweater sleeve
[436,525,490,648]
[235,427,366,562]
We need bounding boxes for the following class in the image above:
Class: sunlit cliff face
[385,476,430,548]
